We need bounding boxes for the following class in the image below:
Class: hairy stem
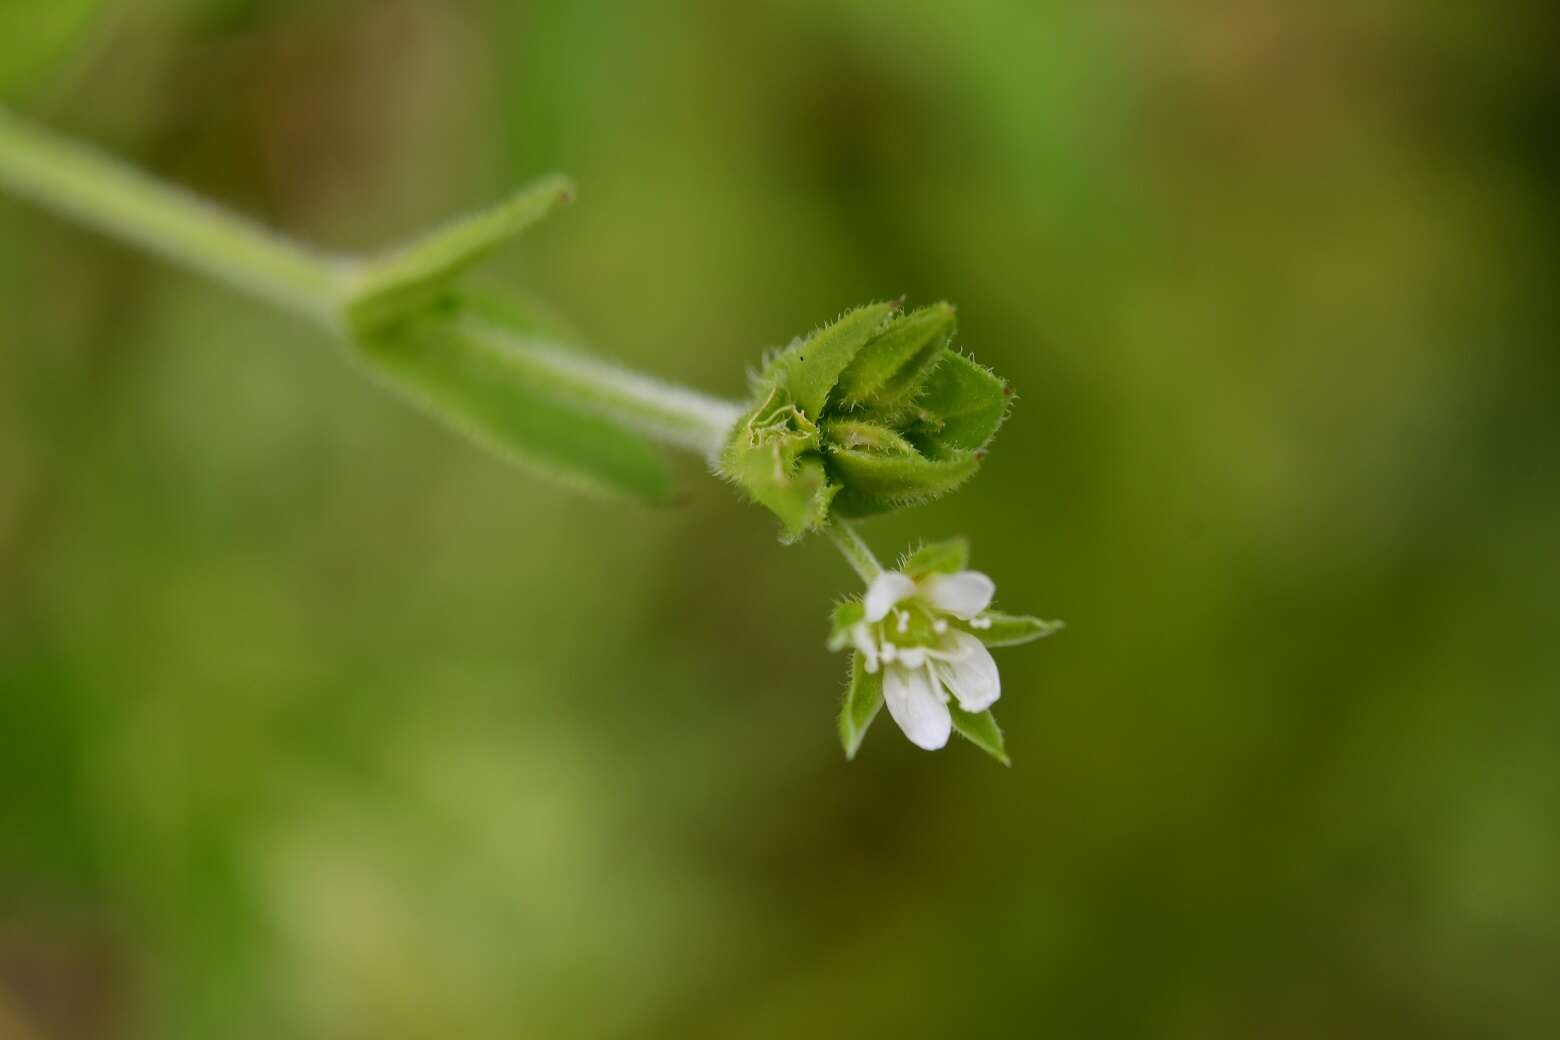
[0,108,352,324]
[0,107,741,456]
[455,311,742,456]
[827,520,883,583]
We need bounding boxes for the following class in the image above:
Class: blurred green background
[2,1,1557,1037]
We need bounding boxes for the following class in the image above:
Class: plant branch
[0,107,742,458]
[0,107,352,325]
[827,519,883,583]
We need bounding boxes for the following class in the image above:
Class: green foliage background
[2,1,1556,1036]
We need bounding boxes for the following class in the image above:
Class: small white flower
[851,567,1002,750]
[863,567,995,623]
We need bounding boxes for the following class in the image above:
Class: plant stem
[828,520,883,583]
[0,108,353,325]
[0,108,742,455]
[456,311,742,456]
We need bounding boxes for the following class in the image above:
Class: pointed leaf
[780,302,896,419]
[459,287,588,345]
[838,653,885,760]
[902,539,970,579]
[950,705,1010,765]
[344,175,575,334]
[356,314,674,502]
[974,613,1065,648]
[837,301,955,408]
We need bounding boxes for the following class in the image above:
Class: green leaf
[837,301,955,408]
[973,613,1065,648]
[356,311,674,503]
[780,302,896,419]
[343,175,575,335]
[828,445,980,517]
[828,599,865,652]
[914,351,1010,453]
[459,287,588,345]
[950,705,1010,765]
[838,653,885,760]
[901,538,970,579]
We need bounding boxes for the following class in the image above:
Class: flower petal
[851,621,880,673]
[882,663,952,750]
[863,571,917,622]
[936,630,1001,712]
[918,570,995,619]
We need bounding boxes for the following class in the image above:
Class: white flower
[852,568,1002,750]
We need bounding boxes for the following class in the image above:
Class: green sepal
[821,418,914,454]
[972,613,1065,648]
[950,705,1010,766]
[828,599,866,652]
[343,175,575,336]
[828,446,981,517]
[355,310,674,503]
[901,538,970,579]
[913,351,1010,453]
[725,443,834,543]
[838,652,885,761]
[836,301,955,408]
[718,392,836,541]
[778,301,897,419]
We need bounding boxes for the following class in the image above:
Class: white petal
[863,571,916,622]
[936,630,1001,712]
[883,663,952,750]
[851,621,879,673]
[918,570,995,619]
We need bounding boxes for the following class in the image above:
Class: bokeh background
[2,1,1557,1037]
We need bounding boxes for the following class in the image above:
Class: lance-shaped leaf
[836,301,955,408]
[356,311,674,503]
[459,286,587,345]
[343,175,575,335]
[972,612,1065,648]
[914,351,1010,453]
[838,652,885,760]
[828,445,981,517]
[778,301,897,420]
[901,538,970,579]
[951,705,1010,765]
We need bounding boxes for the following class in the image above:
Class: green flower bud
[719,301,1012,540]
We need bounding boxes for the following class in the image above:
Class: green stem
[0,108,352,325]
[828,520,883,583]
[456,311,742,456]
[0,108,742,456]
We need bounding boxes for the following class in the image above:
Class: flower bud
[719,301,1011,540]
